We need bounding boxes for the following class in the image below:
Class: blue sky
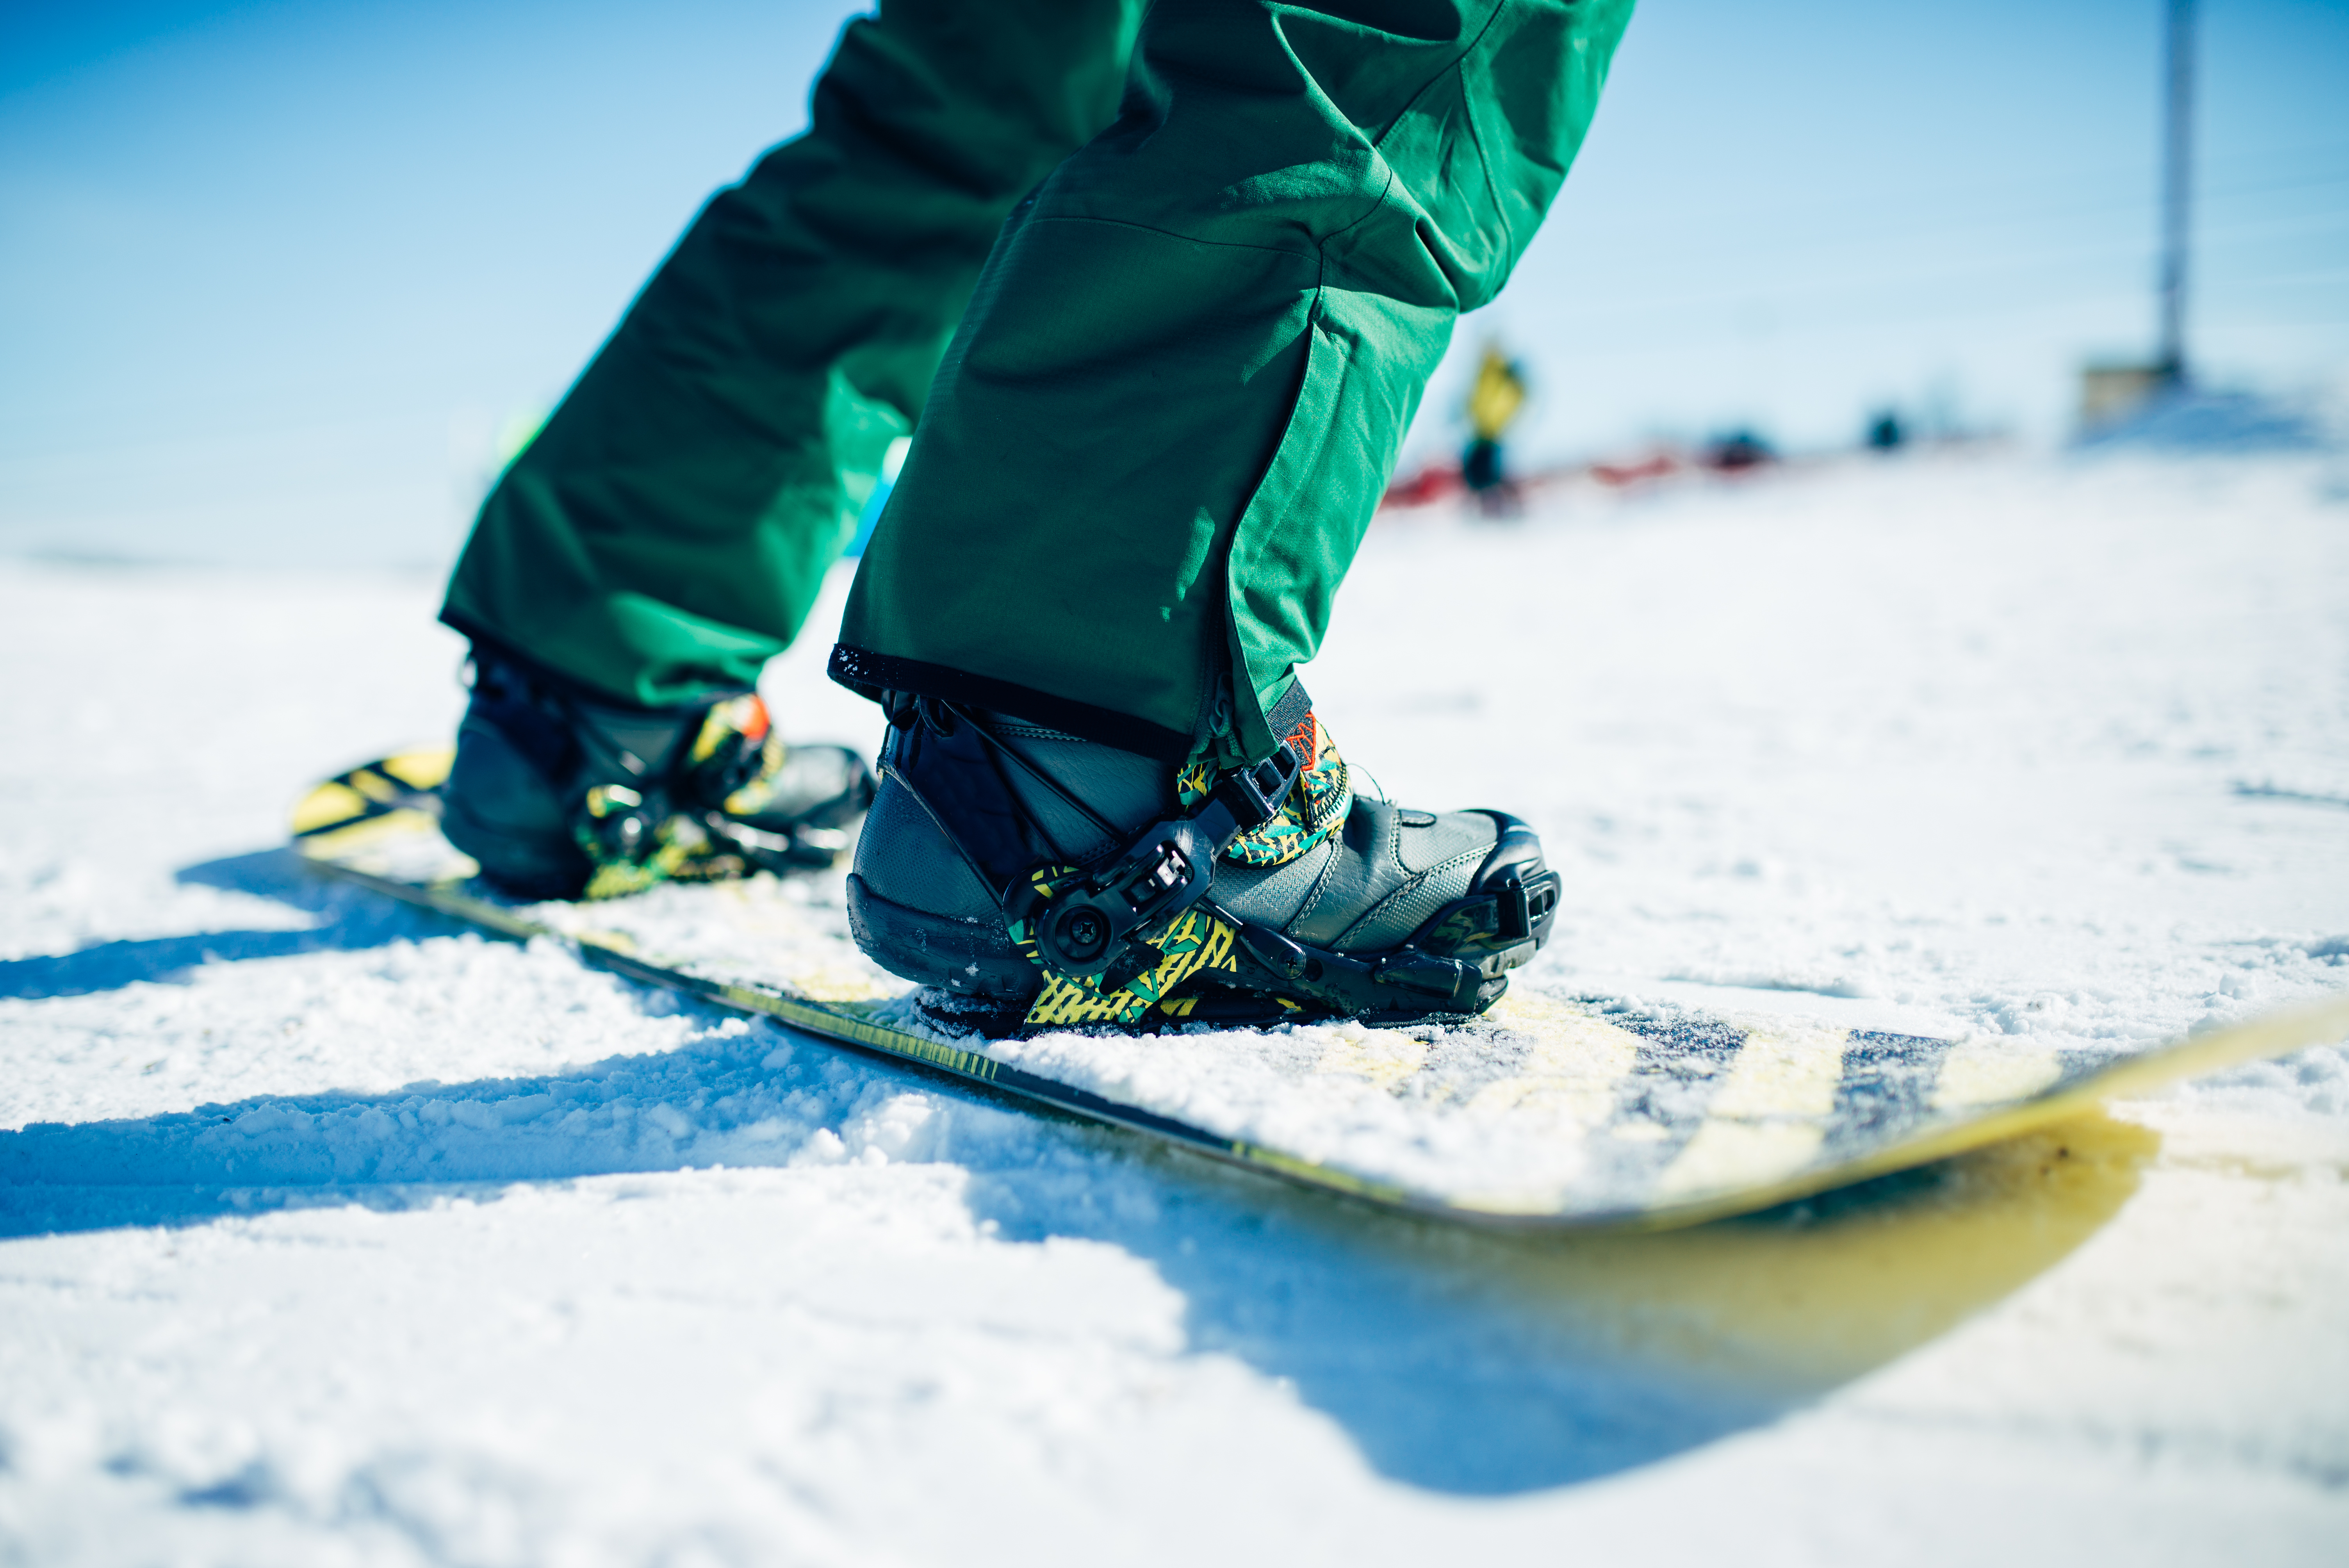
[2,0,2344,566]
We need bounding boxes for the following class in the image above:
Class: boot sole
[845,874,1043,1002]
[440,795,590,901]
[847,873,1542,1032]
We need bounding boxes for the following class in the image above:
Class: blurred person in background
[434,0,1633,1028]
[1461,342,1529,516]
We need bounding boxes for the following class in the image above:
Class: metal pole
[2159,0,2194,382]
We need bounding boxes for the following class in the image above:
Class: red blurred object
[1381,461,1465,509]
[1590,453,1677,487]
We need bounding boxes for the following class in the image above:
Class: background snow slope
[3,446,2347,1565]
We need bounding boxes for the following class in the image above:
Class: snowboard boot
[441,645,876,900]
[845,685,1561,1031]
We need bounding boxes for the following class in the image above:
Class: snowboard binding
[443,645,875,900]
[855,687,1562,1033]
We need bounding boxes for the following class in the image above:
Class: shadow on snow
[0,850,432,1000]
[0,852,2160,1498]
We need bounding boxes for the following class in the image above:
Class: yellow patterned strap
[1014,695,1331,1030]
[690,694,800,818]
[572,695,796,899]
[578,813,783,900]
[1021,907,1241,1029]
[1177,709,1351,870]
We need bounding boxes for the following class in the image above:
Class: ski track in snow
[2,446,2347,1564]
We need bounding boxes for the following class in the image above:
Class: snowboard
[292,750,2349,1231]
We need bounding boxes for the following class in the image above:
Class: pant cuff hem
[826,644,1192,763]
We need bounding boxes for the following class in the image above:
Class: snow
[3,444,2348,1564]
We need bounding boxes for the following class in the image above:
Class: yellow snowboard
[295,750,2349,1230]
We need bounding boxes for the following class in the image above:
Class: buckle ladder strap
[1024,743,1299,981]
[1257,677,1315,765]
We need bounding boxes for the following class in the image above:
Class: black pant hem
[827,643,1192,763]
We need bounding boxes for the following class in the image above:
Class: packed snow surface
[4,445,2348,1564]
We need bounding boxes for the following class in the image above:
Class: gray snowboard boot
[441,645,875,900]
[845,687,1560,1030]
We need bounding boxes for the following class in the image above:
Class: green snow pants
[441,0,1633,767]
